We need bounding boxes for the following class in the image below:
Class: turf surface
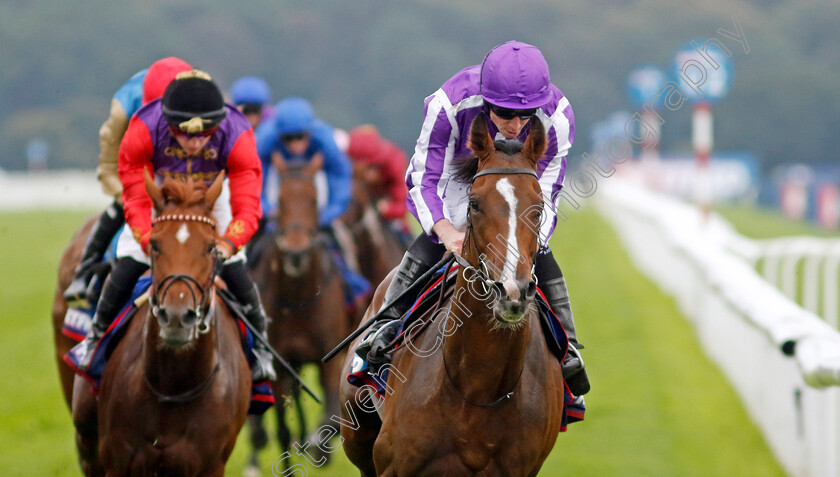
[0,208,786,476]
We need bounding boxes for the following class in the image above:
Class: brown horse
[339,114,566,476]
[71,172,251,476]
[247,156,348,471]
[52,214,101,411]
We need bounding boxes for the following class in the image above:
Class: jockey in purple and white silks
[358,40,589,397]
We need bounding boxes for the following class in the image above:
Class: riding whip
[321,254,454,363]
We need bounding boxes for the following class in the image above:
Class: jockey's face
[174,135,212,156]
[489,110,530,139]
[281,133,310,156]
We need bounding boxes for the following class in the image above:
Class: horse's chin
[492,299,531,330]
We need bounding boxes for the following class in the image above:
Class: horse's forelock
[160,180,211,211]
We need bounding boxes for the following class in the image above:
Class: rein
[144,212,224,403]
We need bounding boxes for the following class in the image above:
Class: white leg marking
[176,223,190,244]
[495,178,520,300]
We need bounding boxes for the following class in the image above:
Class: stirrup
[64,270,97,307]
[75,328,105,372]
[562,345,590,396]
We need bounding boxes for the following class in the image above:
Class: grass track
[0,207,786,476]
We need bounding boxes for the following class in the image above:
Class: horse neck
[442,274,530,403]
[142,307,218,395]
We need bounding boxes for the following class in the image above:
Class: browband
[152,214,217,228]
[473,167,538,180]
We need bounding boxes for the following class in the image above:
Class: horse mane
[160,179,210,211]
[452,139,525,184]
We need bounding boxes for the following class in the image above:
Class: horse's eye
[149,240,160,254]
[469,199,480,212]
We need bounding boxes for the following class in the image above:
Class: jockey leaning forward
[63,57,192,306]
[230,75,273,130]
[254,97,371,305]
[73,70,276,382]
[357,40,590,396]
[346,125,412,247]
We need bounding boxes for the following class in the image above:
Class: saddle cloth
[347,264,585,430]
[63,277,274,415]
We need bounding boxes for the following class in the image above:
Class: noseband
[149,214,224,338]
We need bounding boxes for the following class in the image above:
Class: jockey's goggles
[169,125,218,139]
[239,103,263,115]
[485,101,538,120]
[280,132,308,143]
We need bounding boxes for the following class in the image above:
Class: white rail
[596,178,840,477]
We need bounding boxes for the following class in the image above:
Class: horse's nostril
[182,309,198,327]
[524,280,537,300]
[156,309,170,326]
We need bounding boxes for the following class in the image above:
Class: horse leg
[302,357,344,464]
[293,378,307,446]
[71,376,104,477]
[244,414,269,474]
[271,374,293,468]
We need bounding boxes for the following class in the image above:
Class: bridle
[148,213,223,340]
[442,166,541,407]
[144,212,224,404]
[457,167,541,294]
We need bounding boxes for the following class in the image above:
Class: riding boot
[221,261,277,382]
[357,251,429,364]
[64,201,125,307]
[76,257,148,371]
[542,275,590,396]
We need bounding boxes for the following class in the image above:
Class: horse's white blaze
[176,224,190,244]
[496,178,520,300]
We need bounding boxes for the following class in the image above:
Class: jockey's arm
[118,116,155,252]
[97,99,130,202]
[535,105,574,244]
[406,95,453,242]
[318,134,353,227]
[224,129,263,251]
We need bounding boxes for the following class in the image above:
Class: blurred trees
[0,0,836,172]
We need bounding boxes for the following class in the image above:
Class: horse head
[144,170,225,347]
[274,154,323,277]
[461,113,547,327]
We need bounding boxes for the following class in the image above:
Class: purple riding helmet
[479,40,552,109]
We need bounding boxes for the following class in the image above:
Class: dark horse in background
[246,155,348,472]
[340,169,405,297]
[339,115,567,476]
[71,172,251,476]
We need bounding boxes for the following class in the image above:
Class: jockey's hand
[433,219,465,255]
[215,239,234,260]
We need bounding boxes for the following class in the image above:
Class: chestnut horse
[339,114,566,476]
[52,214,101,411]
[72,172,251,476]
[246,156,348,470]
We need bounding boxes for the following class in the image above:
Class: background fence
[596,178,840,477]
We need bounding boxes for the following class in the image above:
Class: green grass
[715,204,840,239]
[0,208,786,476]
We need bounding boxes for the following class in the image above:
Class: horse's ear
[468,113,495,159]
[306,152,324,175]
[206,170,225,208]
[522,117,547,165]
[144,168,165,212]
